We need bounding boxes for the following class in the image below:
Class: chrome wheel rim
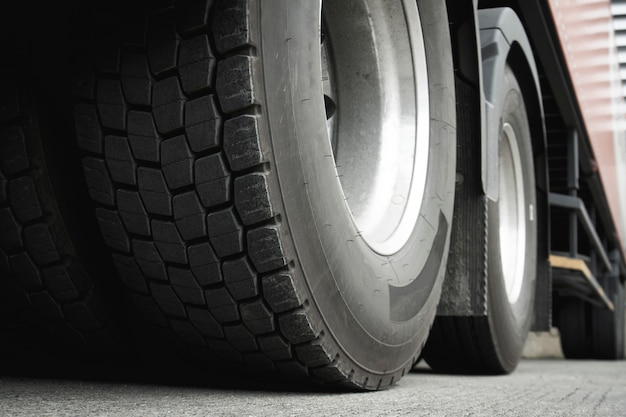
[321,0,430,256]
[499,122,526,304]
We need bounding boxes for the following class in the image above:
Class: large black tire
[0,15,119,360]
[559,296,593,359]
[424,64,537,374]
[73,0,456,389]
[592,277,625,359]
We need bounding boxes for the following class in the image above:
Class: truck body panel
[548,0,626,255]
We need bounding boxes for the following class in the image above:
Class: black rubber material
[73,0,456,389]
[0,26,118,358]
[592,277,625,360]
[559,279,624,360]
[559,296,593,359]
[424,65,537,374]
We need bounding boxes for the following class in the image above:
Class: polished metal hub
[321,0,430,255]
[499,122,527,304]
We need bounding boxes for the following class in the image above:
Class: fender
[478,7,545,202]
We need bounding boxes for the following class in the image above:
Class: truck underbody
[0,0,624,389]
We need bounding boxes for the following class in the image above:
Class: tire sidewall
[257,0,455,373]
[487,65,537,371]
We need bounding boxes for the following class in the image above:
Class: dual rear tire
[67,0,456,388]
[424,63,538,374]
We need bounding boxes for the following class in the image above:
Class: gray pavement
[1,359,625,416]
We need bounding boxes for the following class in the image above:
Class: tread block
[185,95,221,152]
[234,173,273,225]
[105,135,137,185]
[169,266,205,305]
[262,273,302,313]
[296,342,333,367]
[152,219,188,264]
[121,52,152,106]
[150,281,187,319]
[278,311,318,345]
[207,207,243,257]
[258,335,292,361]
[153,76,185,134]
[97,79,127,131]
[195,153,230,208]
[240,299,275,335]
[74,103,103,154]
[8,177,43,222]
[223,256,258,300]
[82,157,116,206]
[9,252,42,290]
[128,111,161,163]
[223,115,262,171]
[205,287,240,323]
[187,306,224,338]
[59,261,89,295]
[30,291,65,322]
[138,167,173,216]
[216,55,256,114]
[173,191,206,241]
[0,126,29,175]
[174,0,210,34]
[43,265,81,302]
[179,35,216,95]
[212,0,253,54]
[0,207,23,250]
[117,189,151,236]
[23,224,60,266]
[112,254,149,293]
[147,10,179,76]
[248,226,286,273]
[132,239,168,281]
[188,242,221,285]
[161,135,194,189]
[96,208,131,253]
[224,324,258,352]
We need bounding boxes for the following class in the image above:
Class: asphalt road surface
[1,359,625,416]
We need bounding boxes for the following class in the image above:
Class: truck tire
[0,28,118,359]
[424,64,537,374]
[559,297,593,359]
[592,278,625,359]
[74,0,455,389]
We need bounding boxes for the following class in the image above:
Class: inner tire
[559,296,593,359]
[1,16,119,360]
[74,0,455,389]
[424,64,537,374]
[592,277,625,359]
